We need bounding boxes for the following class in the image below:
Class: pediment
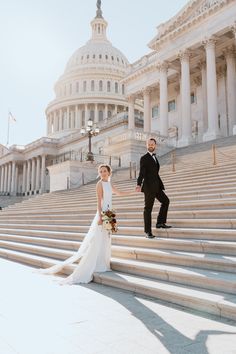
[150,0,229,47]
[175,0,227,28]
[0,144,9,158]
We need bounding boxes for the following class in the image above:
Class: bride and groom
[40,138,171,284]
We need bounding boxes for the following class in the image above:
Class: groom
[136,138,171,238]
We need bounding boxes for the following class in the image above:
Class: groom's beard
[148,147,155,153]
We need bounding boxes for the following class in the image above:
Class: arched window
[83,81,87,92]
[107,81,111,92]
[115,82,118,93]
[91,80,95,91]
[99,80,103,91]
[122,84,125,95]
[76,82,79,93]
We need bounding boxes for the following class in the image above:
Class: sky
[0,0,189,147]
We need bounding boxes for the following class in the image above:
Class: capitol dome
[45,2,143,139]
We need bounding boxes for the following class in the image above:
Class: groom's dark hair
[149,138,156,144]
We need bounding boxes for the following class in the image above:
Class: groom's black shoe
[145,232,155,239]
[156,223,172,229]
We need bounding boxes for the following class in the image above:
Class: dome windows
[99,80,103,91]
[107,81,111,92]
[91,80,95,91]
[83,81,87,92]
[115,82,118,93]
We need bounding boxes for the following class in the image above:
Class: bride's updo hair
[98,164,112,176]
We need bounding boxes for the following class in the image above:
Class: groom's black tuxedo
[137,152,170,234]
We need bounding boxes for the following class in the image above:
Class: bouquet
[101,209,118,233]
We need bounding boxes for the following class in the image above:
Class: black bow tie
[152,153,156,156]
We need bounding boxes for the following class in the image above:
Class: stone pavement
[0,259,236,354]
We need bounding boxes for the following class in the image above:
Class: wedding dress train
[39,181,112,284]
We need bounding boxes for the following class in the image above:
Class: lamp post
[80,119,100,161]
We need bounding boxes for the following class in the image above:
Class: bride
[39,164,135,284]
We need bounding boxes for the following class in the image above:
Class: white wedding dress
[40,181,112,284]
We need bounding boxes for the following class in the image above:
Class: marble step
[93,271,236,321]
[1,232,236,256]
[0,247,235,321]
[0,239,235,273]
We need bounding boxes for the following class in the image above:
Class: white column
[143,88,151,132]
[104,104,108,120]
[4,164,8,193]
[159,62,169,136]
[41,155,46,193]
[199,61,208,134]
[178,50,192,146]
[75,105,78,128]
[59,109,63,131]
[22,162,26,194]
[7,163,12,194]
[66,107,70,129]
[31,158,36,193]
[36,156,40,192]
[128,95,135,130]
[94,104,99,123]
[11,161,16,195]
[85,105,89,126]
[203,38,220,141]
[15,165,18,195]
[26,160,31,194]
[225,49,236,135]
[0,166,3,192]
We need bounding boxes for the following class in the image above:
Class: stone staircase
[0,141,236,321]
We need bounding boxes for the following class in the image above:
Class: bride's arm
[96,181,103,224]
[111,183,137,196]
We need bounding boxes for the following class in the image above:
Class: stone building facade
[1,0,236,195]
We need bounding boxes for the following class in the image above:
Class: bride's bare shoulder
[96,180,102,188]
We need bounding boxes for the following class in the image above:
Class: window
[168,100,176,112]
[76,82,79,93]
[93,54,96,59]
[99,54,102,59]
[82,111,85,126]
[90,110,94,121]
[152,106,159,118]
[111,56,114,61]
[107,81,111,92]
[91,80,95,91]
[99,80,103,91]
[108,110,112,118]
[99,110,103,121]
[87,54,89,59]
[83,81,87,92]
[122,84,125,95]
[191,92,196,104]
[105,55,108,60]
[115,82,118,93]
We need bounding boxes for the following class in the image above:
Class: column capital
[127,94,136,103]
[202,36,217,49]
[223,46,236,60]
[178,49,191,62]
[157,61,169,73]
[142,87,152,96]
